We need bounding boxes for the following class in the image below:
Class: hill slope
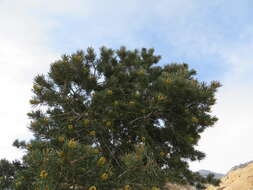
[228,160,253,173]
[206,162,253,190]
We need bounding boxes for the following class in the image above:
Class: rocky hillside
[163,161,253,190]
[228,160,253,173]
[205,162,253,190]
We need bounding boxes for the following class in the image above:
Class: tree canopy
[11,47,220,190]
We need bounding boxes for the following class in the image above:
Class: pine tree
[0,159,22,190]
[13,47,221,190]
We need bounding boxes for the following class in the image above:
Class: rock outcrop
[206,162,253,190]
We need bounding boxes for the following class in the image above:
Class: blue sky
[0,0,253,173]
[44,0,253,81]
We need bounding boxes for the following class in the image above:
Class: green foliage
[0,159,22,190]
[13,47,220,190]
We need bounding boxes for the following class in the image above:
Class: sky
[0,0,253,174]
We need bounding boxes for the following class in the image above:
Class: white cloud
[190,84,253,173]
[0,0,57,160]
[190,41,253,173]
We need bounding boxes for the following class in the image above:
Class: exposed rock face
[228,160,253,173]
[205,162,253,190]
